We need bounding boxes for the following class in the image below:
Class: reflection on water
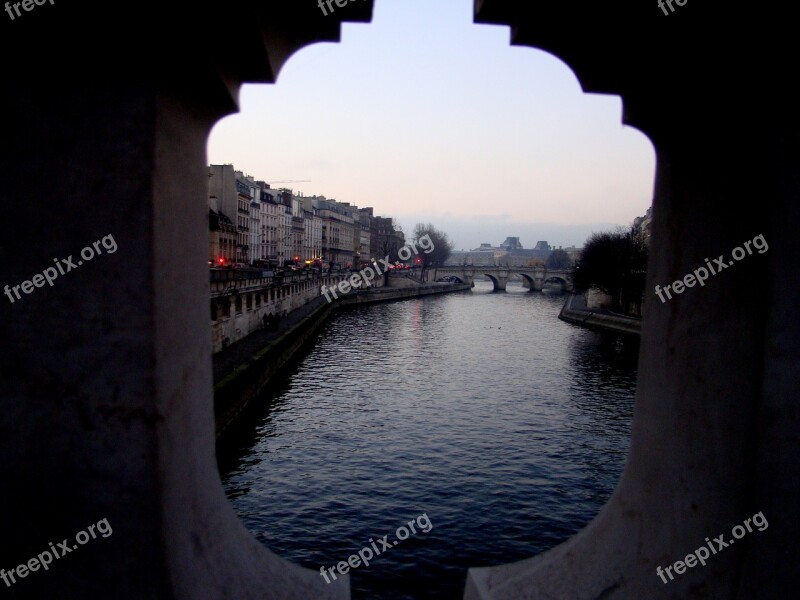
[219,280,638,599]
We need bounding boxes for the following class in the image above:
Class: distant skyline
[207,0,655,249]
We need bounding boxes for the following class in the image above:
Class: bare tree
[572,226,648,315]
[546,248,572,270]
[379,238,393,287]
[413,223,454,281]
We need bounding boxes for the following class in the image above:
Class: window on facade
[220,297,231,318]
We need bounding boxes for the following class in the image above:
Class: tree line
[572,226,648,316]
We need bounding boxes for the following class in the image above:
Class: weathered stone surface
[0,1,795,599]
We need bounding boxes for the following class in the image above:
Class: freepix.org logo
[4,234,118,304]
[654,233,767,303]
[321,235,434,303]
[319,514,433,584]
[316,0,366,17]
[656,511,768,584]
[4,0,55,21]
[1,518,113,589]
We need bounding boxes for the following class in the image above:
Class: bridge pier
[485,273,508,292]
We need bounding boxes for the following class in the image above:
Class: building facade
[209,166,404,271]
[208,208,237,266]
[367,211,405,262]
[301,196,323,266]
[317,198,356,269]
[258,184,283,267]
[207,164,254,265]
[356,209,371,268]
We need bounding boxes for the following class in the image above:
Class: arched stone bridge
[430,266,573,292]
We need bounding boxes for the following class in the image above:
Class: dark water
[218,280,638,599]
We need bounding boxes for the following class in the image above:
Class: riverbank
[558,292,642,336]
[213,282,471,440]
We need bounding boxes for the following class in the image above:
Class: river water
[218,280,639,599]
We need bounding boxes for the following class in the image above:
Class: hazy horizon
[207,0,656,250]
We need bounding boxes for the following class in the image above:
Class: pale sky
[207,0,656,250]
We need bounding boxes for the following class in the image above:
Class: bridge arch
[3,2,793,600]
[542,276,568,292]
[517,272,536,290]
[482,273,506,292]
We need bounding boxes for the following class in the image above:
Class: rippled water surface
[219,281,638,599]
